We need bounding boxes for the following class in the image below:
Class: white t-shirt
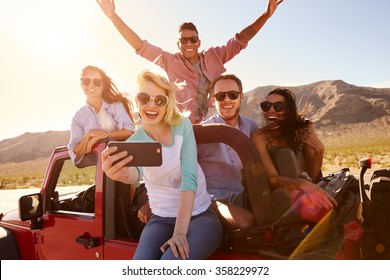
[98,107,118,131]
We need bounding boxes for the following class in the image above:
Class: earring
[133,111,142,125]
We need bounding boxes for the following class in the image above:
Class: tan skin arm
[85,128,133,155]
[98,0,283,49]
[97,0,143,51]
[73,128,133,162]
[301,122,325,179]
[138,201,152,224]
[101,145,140,184]
[250,130,337,209]
[101,145,141,219]
[107,128,133,141]
[73,129,110,161]
[251,131,300,190]
[237,0,284,43]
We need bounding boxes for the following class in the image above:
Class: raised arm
[96,0,143,50]
[237,0,284,43]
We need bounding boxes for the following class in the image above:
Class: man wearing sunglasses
[97,0,284,123]
[197,74,258,229]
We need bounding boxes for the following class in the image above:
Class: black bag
[366,169,390,259]
[316,168,359,203]
[220,190,360,259]
[221,169,361,259]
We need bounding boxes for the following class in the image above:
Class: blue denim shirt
[197,113,258,205]
[68,100,135,163]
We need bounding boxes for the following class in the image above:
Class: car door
[33,147,104,259]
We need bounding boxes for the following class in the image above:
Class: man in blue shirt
[197,74,258,229]
[136,73,259,228]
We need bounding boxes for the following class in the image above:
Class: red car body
[0,124,362,260]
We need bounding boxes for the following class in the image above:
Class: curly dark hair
[265,88,308,151]
[178,22,198,35]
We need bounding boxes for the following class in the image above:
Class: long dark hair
[265,88,308,151]
[81,65,135,122]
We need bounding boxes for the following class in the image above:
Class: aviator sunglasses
[80,77,102,87]
[178,36,199,44]
[136,92,169,108]
[260,101,287,112]
[214,91,241,102]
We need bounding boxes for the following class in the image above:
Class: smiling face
[136,80,168,126]
[80,69,103,100]
[177,29,200,64]
[212,78,243,126]
[263,93,287,128]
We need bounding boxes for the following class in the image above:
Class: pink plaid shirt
[136,34,247,123]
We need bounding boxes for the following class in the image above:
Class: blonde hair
[136,69,188,126]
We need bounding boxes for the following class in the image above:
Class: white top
[98,107,118,131]
[128,118,211,218]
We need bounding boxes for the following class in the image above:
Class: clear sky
[1,0,389,141]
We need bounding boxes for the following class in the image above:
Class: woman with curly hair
[251,88,337,222]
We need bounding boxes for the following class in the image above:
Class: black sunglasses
[260,101,287,112]
[80,77,102,87]
[178,36,199,44]
[214,91,241,102]
[136,92,169,108]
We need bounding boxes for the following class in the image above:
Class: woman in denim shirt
[68,65,135,164]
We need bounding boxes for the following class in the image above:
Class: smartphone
[107,141,162,167]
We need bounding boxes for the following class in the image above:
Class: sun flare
[2,1,99,62]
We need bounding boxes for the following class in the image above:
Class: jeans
[132,207,223,260]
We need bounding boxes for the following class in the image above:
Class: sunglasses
[214,91,241,102]
[260,101,287,112]
[81,77,102,87]
[178,36,199,44]
[136,92,169,108]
